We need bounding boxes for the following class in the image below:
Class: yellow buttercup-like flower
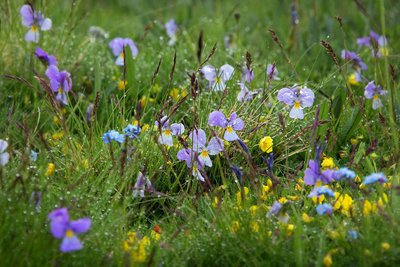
[117,80,127,91]
[259,136,273,153]
[323,254,332,267]
[321,157,335,169]
[46,163,55,176]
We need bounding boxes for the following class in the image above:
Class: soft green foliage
[0,0,399,266]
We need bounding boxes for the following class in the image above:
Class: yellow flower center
[373,95,379,100]
[294,101,301,108]
[31,25,38,32]
[164,129,171,136]
[215,76,222,84]
[200,150,208,157]
[58,88,63,94]
[119,52,125,59]
[226,126,233,133]
[65,229,74,238]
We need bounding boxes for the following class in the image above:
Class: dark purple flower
[109,37,138,66]
[277,86,315,119]
[208,111,244,141]
[35,47,57,66]
[364,81,387,109]
[45,66,72,105]
[48,208,91,253]
[341,50,367,71]
[304,160,334,185]
[20,5,52,43]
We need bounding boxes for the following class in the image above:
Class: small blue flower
[102,130,125,144]
[308,186,335,198]
[30,150,38,162]
[348,230,358,240]
[123,124,141,139]
[333,167,356,181]
[316,203,333,215]
[362,172,388,185]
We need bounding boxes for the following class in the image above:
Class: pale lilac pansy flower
[177,148,206,182]
[357,31,388,58]
[45,65,72,105]
[237,83,261,102]
[165,19,177,46]
[155,116,185,147]
[266,201,290,223]
[133,171,154,198]
[48,208,91,253]
[201,64,235,92]
[188,129,224,167]
[208,111,244,141]
[277,86,315,119]
[266,64,280,80]
[20,4,52,43]
[0,140,10,166]
[364,81,387,110]
[242,65,254,83]
[109,37,138,66]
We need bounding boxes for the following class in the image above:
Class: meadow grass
[0,0,399,266]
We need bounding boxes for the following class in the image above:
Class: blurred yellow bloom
[323,254,332,267]
[46,163,55,176]
[170,88,180,101]
[354,175,361,183]
[381,242,390,251]
[380,47,389,57]
[250,221,260,233]
[278,197,288,204]
[259,136,273,153]
[302,213,313,223]
[151,84,161,93]
[117,80,127,91]
[230,221,240,233]
[212,197,219,208]
[321,157,335,169]
[286,224,294,236]
[236,187,249,206]
[249,205,258,216]
[312,194,325,204]
[150,231,160,241]
[142,124,150,132]
[53,115,60,125]
[52,131,64,141]
[328,230,340,240]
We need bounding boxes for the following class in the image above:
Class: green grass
[0,0,399,266]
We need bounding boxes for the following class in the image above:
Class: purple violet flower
[155,116,185,146]
[0,139,10,166]
[20,4,52,43]
[341,50,367,71]
[177,148,206,182]
[208,111,244,141]
[304,160,334,186]
[266,64,280,80]
[277,86,315,119]
[48,208,91,253]
[109,37,138,66]
[242,66,254,83]
[357,31,388,57]
[35,47,57,66]
[364,81,387,110]
[133,171,154,198]
[201,64,235,92]
[165,19,177,46]
[45,65,72,105]
[237,83,261,102]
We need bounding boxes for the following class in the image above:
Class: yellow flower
[381,242,390,251]
[321,157,335,169]
[46,163,55,176]
[323,254,332,267]
[380,47,389,57]
[142,124,150,132]
[52,131,64,141]
[250,221,260,233]
[249,205,258,216]
[302,213,313,223]
[295,183,302,191]
[259,136,273,153]
[150,231,160,241]
[312,194,325,204]
[212,197,219,208]
[328,230,340,240]
[236,187,249,206]
[348,73,360,86]
[230,221,240,233]
[354,175,361,183]
[278,197,288,204]
[117,80,127,91]
[53,115,60,125]
[170,88,180,101]
[363,200,373,216]
[286,224,294,236]
[151,84,161,93]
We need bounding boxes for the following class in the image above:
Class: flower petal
[299,88,314,108]
[219,64,234,82]
[70,218,91,234]
[40,18,52,31]
[207,137,224,155]
[25,29,39,43]
[289,106,304,119]
[208,111,228,128]
[0,152,10,166]
[60,235,83,253]
[201,65,216,82]
[277,88,296,105]
[170,123,185,136]
[20,5,34,27]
